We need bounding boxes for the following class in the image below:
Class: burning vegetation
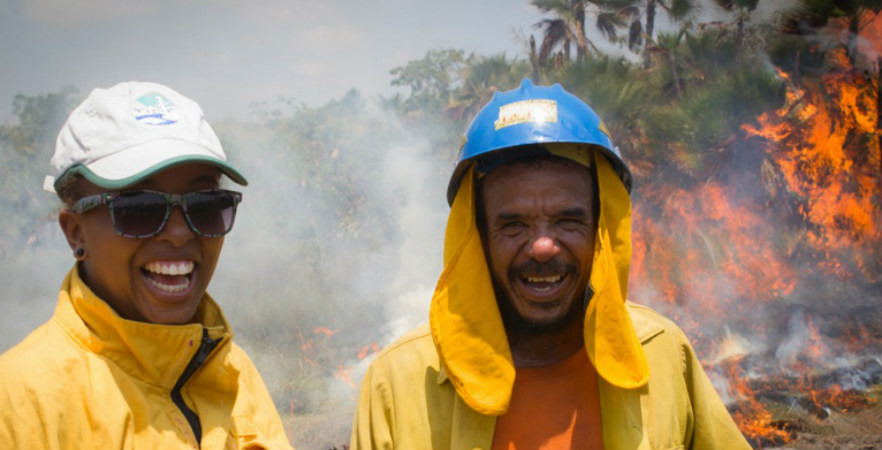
[1,2,881,450]
[630,8,882,449]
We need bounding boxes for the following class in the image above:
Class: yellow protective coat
[351,303,751,450]
[352,155,751,449]
[0,267,293,450]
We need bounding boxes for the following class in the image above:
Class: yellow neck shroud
[429,153,649,416]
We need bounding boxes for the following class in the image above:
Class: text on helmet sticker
[133,93,180,126]
[494,99,557,130]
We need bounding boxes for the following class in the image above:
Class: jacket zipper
[171,328,222,446]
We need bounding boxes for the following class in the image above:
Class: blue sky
[0,0,794,122]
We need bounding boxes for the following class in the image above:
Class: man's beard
[493,259,586,337]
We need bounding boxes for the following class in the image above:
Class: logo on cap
[133,93,180,126]
[494,99,557,130]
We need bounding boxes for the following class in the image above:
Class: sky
[1,0,542,122]
[0,0,796,123]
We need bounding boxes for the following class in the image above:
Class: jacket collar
[435,301,664,387]
[437,304,665,449]
[53,266,233,390]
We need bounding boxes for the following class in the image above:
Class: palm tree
[530,0,649,65]
[710,0,760,63]
[531,0,594,62]
[533,16,576,64]
[635,0,697,68]
[596,2,643,46]
[648,27,690,97]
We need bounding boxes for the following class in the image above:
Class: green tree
[446,54,532,121]
[389,49,467,114]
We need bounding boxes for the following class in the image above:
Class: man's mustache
[508,258,575,278]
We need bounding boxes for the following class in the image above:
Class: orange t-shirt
[490,348,603,450]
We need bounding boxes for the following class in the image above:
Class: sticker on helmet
[494,99,557,130]
[132,93,180,126]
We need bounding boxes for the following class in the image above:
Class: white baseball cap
[44,81,247,193]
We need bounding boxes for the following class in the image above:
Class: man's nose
[527,235,560,262]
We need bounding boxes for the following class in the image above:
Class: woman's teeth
[146,277,191,293]
[143,261,194,293]
[144,261,194,275]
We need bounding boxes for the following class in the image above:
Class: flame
[809,383,878,412]
[743,58,881,279]
[336,363,355,387]
[802,316,827,362]
[632,23,882,445]
[313,326,338,336]
[722,358,792,447]
[828,10,882,60]
[357,342,382,360]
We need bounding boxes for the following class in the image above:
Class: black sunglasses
[71,189,243,238]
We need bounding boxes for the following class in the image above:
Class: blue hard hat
[447,78,632,204]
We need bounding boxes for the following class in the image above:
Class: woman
[0,81,293,450]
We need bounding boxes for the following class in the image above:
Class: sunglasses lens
[185,191,238,236]
[111,192,168,237]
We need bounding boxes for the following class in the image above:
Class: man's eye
[499,221,527,234]
[557,219,585,230]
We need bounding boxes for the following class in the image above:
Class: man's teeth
[143,261,194,276]
[525,275,562,283]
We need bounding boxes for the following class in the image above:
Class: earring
[74,248,86,261]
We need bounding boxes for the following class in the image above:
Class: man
[351,79,751,450]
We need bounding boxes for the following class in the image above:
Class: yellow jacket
[351,302,751,450]
[0,267,293,450]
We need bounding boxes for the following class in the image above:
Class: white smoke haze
[205,96,452,447]
[0,229,68,351]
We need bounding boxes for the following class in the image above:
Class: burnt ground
[762,384,882,450]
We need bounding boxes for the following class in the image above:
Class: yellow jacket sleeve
[0,323,93,450]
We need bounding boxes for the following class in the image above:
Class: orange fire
[337,363,355,387]
[743,57,881,280]
[631,14,881,446]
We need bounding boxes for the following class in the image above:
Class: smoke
[205,97,452,447]
[0,224,69,351]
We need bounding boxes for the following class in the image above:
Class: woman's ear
[59,210,85,254]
